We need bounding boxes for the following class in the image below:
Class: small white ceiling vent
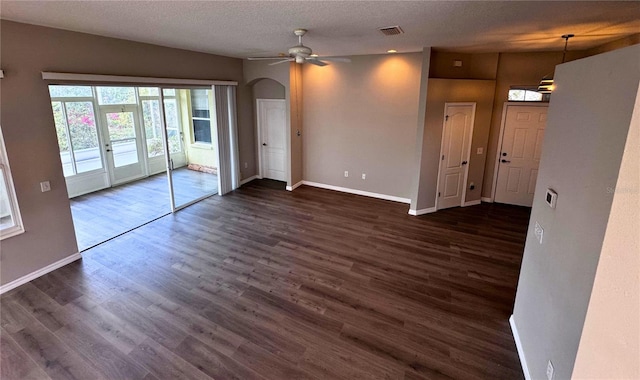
[378,26,404,36]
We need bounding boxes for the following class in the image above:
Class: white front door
[437,103,475,210]
[494,104,548,207]
[257,99,286,182]
[100,106,146,185]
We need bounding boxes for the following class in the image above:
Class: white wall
[511,45,640,379]
[572,84,640,380]
[302,53,422,199]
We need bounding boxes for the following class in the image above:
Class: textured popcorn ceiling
[1,1,639,58]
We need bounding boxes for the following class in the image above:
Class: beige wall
[572,84,640,380]
[0,20,248,286]
[253,78,286,100]
[429,51,498,80]
[414,79,496,209]
[512,45,640,380]
[303,53,422,199]
[482,51,586,198]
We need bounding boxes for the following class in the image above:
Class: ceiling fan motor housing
[289,45,312,57]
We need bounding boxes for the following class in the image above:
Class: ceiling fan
[247,29,351,66]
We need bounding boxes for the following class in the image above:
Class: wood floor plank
[0,298,40,334]
[53,296,148,355]
[174,336,266,380]
[147,300,246,357]
[5,283,67,332]
[1,179,529,379]
[9,320,107,380]
[54,320,149,380]
[232,341,317,380]
[0,328,51,380]
[129,338,212,380]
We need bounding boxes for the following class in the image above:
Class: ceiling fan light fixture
[387,49,397,53]
[247,29,350,67]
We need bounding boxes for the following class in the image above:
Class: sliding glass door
[160,87,219,210]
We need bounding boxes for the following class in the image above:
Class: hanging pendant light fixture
[538,34,574,94]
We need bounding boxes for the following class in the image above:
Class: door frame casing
[489,102,549,203]
[434,102,477,211]
[256,98,287,180]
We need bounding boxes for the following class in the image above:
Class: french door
[100,106,146,185]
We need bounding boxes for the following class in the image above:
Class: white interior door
[437,103,475,210]
[257,99,286,182]
[494,104,548,207]
[101,106,146,185]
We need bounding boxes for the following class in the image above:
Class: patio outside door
[101,106,146,185]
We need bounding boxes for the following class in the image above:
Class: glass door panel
[51,100,104,177]
[106,111,139,167]
[164,88,218,210]
[67,102,102,173]
[142,99,164,158]
[101,107,145,185]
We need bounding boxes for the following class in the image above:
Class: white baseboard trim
[301,181,410,204]
[510,315,531,380]
[408,207,437,216]
[481,197,493,203]
[239,175,259,186]
[463,200,482,207]
[286,180,303,192]
[0,252,82,295]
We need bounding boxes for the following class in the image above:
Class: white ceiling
[1,1,639,58]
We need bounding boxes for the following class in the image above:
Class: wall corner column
[409,47,432,214]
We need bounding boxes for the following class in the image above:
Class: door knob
[262,143,267,146]
[501,159,511,163]
[461,161,468,165]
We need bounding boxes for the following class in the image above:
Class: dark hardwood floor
[1,179,529,380]
[71,167,218,250]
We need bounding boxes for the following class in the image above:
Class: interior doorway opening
[49,85,220,250]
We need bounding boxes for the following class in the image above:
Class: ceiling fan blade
[306,58,328,67]
[268,59,294,66]
[247,56,289,61]
[316,57,351,63]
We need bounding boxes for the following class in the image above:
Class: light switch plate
[477,147,483,155]
[40,181,51,192]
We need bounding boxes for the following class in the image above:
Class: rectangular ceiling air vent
[378,26,404,36]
